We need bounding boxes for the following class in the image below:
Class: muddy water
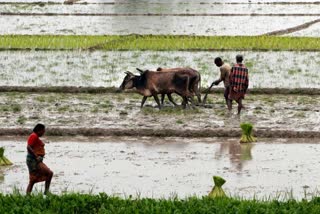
[0,50,319,88]
[1,0,318,3]
[0,15,316,36]
[1,3,320,14]
[1,136,320,199]
[1,0,318,36]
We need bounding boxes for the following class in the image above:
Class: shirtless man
[212,57,232,110]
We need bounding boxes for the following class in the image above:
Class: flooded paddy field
[0,0,319,204]
[0,92,319,132]
[1,3,320,15]
[1,136,320,199]
[1,0,319,36]
[1,50,320,88]
[0,15,317,36]
[1,0,319,3]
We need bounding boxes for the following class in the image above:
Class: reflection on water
[0,171,4,183]
[217,140,254,171]
[112,0,175,35]
[0,137,320,199]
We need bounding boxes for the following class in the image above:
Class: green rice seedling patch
[1,35,320,51]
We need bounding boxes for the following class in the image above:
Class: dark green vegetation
[1,193,320,213]
[209,176,227,198]
[240,123,257,143]
[0,147,12,166]
[1,35,320,51]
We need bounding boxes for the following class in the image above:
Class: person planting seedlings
[26,124,54,195]
[209,176,227,198]
[0,147,13,166]
[240,123,257,143]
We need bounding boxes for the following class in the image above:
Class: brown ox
[119,69,194,109]
[156,67,202,105]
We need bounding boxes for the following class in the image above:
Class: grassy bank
[1,35,320,51]
[1,193,320,213]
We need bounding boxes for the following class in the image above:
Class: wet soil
[1,136,320,199]
[1,3,320,15]
[0,92,319,133]
[1,0,319,4]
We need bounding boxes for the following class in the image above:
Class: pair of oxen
[120,67,201,108]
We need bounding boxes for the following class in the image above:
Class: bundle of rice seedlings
[0,147,13,166]
[209,176,227,198]
[240,123,257,144]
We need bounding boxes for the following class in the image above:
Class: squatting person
[26,124,53,195]
[229,54,249,115]
[212,57,232,110]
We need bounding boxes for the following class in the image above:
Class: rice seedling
[176,119,184,124]
[1,35,320,51]
[12,104,22,113]
[16,116,27,125]
[0,147,13,166]
[209,176,227,198]
[240,123,257,144]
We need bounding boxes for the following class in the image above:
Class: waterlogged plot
[1,51,319,88]
[1,3,320,14]
[0,92,319,132]
[0,15,317,35]
[1,137,320,199]
[0,0,318,3]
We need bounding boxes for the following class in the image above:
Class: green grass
[1,35,320,51]
[1,193,320,213]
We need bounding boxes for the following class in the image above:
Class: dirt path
[263,18,320,35]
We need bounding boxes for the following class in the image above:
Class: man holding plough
[211,57,232,109]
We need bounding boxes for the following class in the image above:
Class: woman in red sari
[26,124,53,195]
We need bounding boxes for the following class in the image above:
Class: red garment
[27,132,45,156]
[229,63,249,93]
[229,63,249,101]
[29,162,52,183]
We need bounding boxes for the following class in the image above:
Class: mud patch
[0,92,319,133]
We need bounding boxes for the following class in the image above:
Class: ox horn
[125,71,134,75]
[136,68,145,74]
